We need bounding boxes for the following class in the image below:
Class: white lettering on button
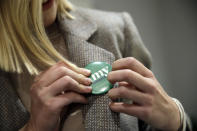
[91,66,109,82]
[102,66,109,76]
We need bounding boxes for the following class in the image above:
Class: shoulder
[68,7,152,68]
[73,7,133,57]
[75,7,130,33]
[75,8,152,68]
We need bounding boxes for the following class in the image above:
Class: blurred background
[70,0,197,129]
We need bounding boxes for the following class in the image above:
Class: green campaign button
[85,62,113,95]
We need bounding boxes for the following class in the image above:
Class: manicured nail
[84,78,92,85]
[85,86,92,89]
[84,69,91,75]
[80,84,92,91]
[84,86,92,92]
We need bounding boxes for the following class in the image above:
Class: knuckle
[30,85,46,100]
[151,86,159,94]
[126,57,136,66]
[35,90,44,101]
[78,74,85,81]
[124,69,132,78]
[146,95,154,106]
[43,101,53,111]
[37,89,45,98]
[147,70,154,78]
[147,80,157,92]
[62,76,73,86]
[141,108,152,120]
[118,87,127,96]
[63,75,72,82]
[78,74,84,78]
[42,99,55,109]
[57,66,67,75]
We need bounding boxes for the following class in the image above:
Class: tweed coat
[0,7,153,131]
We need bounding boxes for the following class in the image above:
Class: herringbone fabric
[65,34,120,130]
[83,95,120,131]
[0,71,30,131]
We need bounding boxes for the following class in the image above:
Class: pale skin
[23,0,181,130]
[107,57,180,131]
[25,62,92,131]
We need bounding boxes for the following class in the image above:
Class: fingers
[47,76,92,96]
[36,92,88,115]
[34,62,92,88]
[118,82,136,88]
[112,57,153,77]
[52,66,91,86]
[78,67,92,77]
[108,69,151,92]
[108,86,150,105]
[34,61,63,82]
[59,61,91,77]
[109,102,144,119]
[54,92,88,109]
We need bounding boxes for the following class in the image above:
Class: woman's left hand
[108,57,180,131]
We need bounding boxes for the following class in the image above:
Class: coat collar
[56,9,115,68]
[57,9,97,40]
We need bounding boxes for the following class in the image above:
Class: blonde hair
[0,0,76,75]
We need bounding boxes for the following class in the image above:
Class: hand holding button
[25,61,92,131]
[85,62,113,95]
[107,57,181,131]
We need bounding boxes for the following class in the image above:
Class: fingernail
[84,78,92,85]
[80,85,92,90]
[84,86,92,92]
[85,86,92,90]
[84,69,91,75]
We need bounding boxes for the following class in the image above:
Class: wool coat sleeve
[121,12,152,69]
[121,12,192,131]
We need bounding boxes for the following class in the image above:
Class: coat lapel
[57,10,115,67]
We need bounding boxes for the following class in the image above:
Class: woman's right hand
[25,61,92,131]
